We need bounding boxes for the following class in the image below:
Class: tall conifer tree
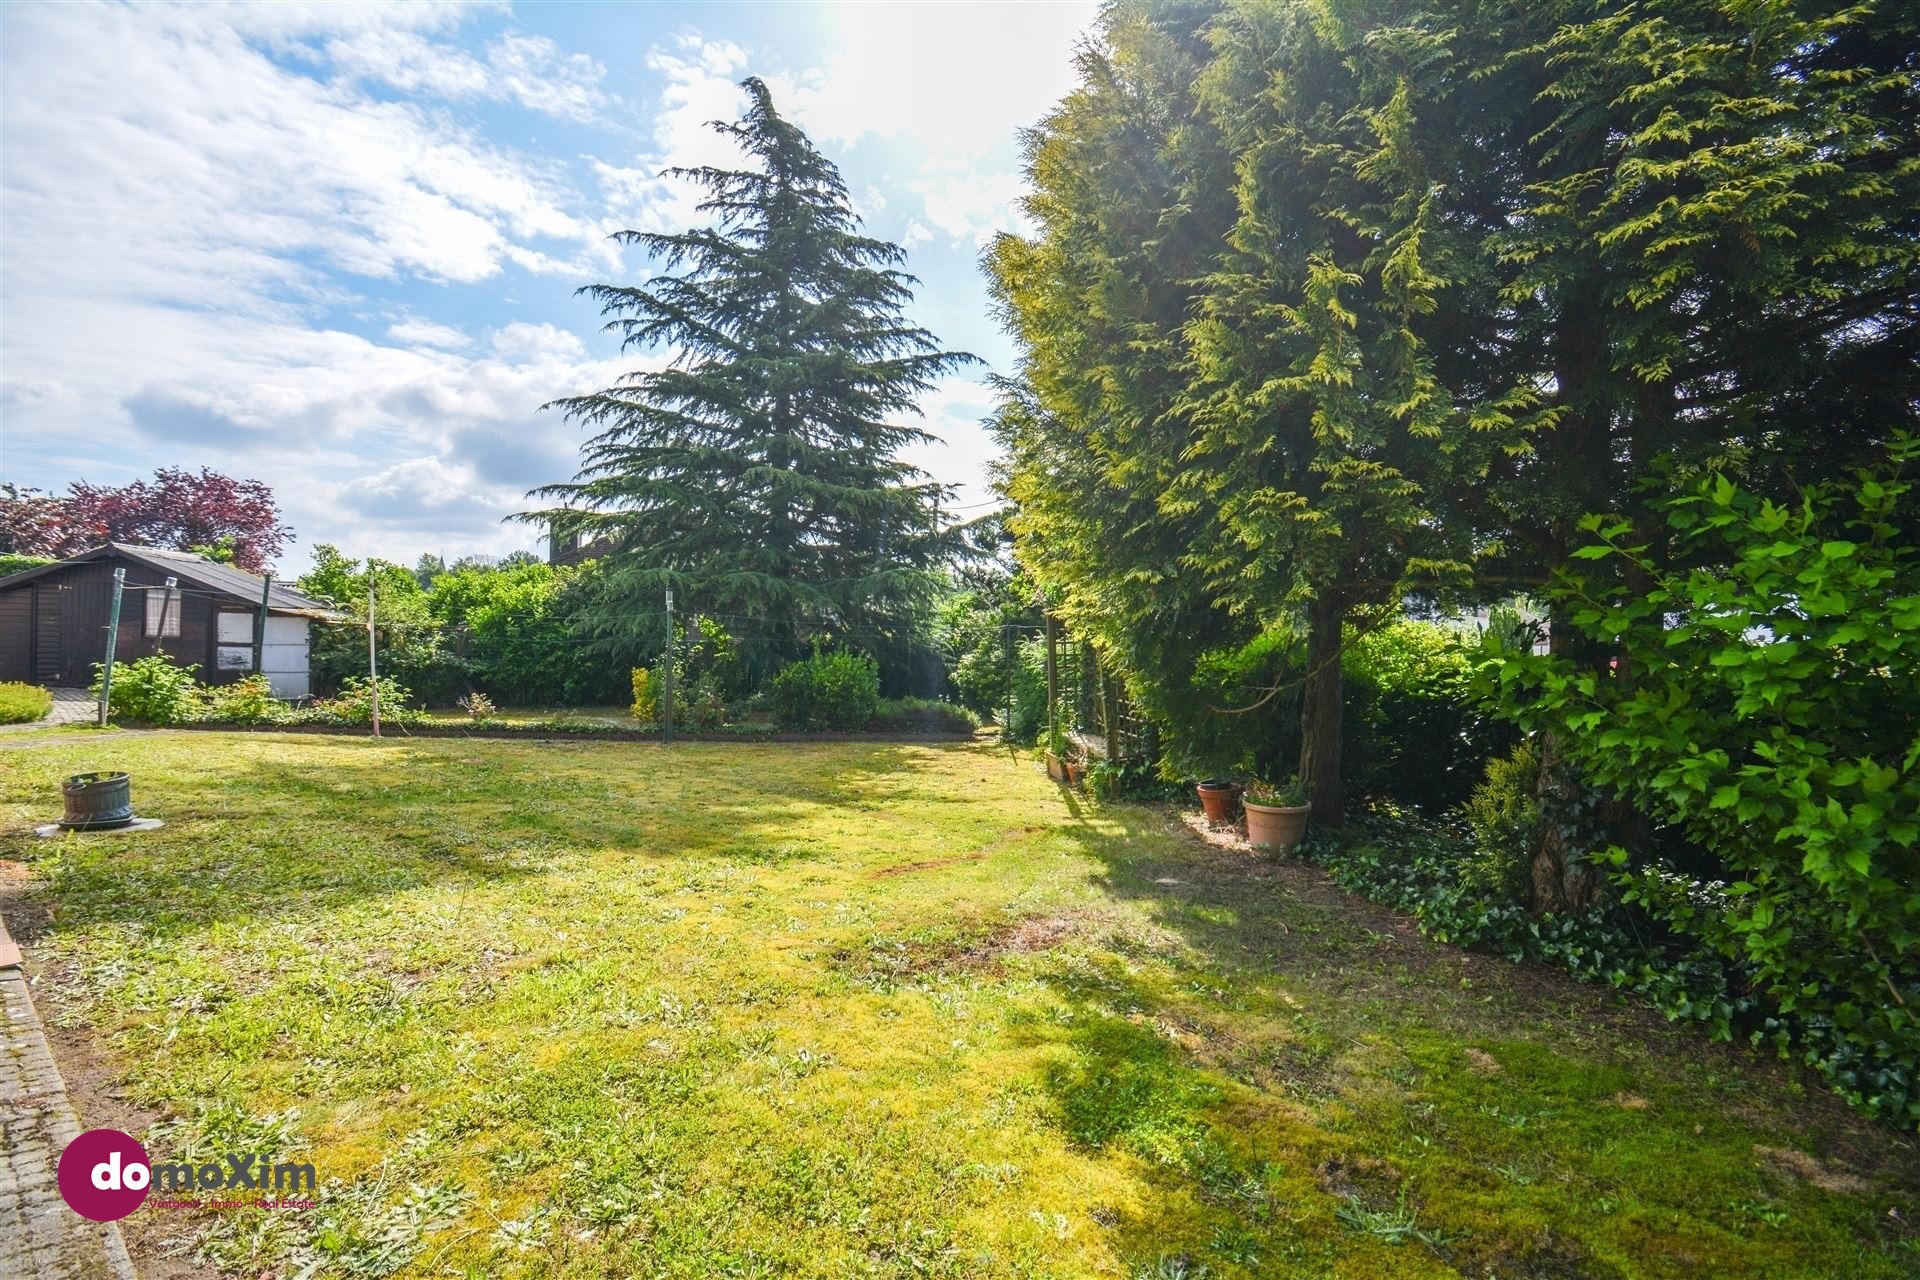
[526,79,974,660]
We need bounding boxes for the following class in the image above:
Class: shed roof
[0,544,340,618]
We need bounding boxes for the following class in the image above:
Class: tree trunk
[1298,591,1346,825]
[1528,726,1610,913]
[1525,276,1620,914]
[1527,599,1615,913]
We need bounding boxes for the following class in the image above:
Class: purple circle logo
[57,1128,150,1221]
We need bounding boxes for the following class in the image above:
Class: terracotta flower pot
[1196,782,1241,825]
[1065,760,1086,789]
[1244,800,1310,851]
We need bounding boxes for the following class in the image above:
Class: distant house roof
[0,543,340,618]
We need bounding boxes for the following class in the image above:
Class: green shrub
[198,675,290,726]
[1083,757,1182,802]
[629,667,656,721]
[641,665,728,730]
[1344,619,1513,812]
[1493,442,1920,1127]
[680,675,729,731]
[1459,742,1538,901]
[1245,776,1306,807]
[307,675,419,726]
[1004,635,1048,745]
[92,655,200,725]
[868,697,978,735]
[0,553,54,579]
[768,651,880,731]
[0,681,53,724]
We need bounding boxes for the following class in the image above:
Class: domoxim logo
[58,1128,317,1221]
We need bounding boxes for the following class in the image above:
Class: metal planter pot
[61,772,134,830]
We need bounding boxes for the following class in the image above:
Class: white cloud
[489,321,588,364]
[771,5,1095,161]
[1,300,644,565]
[913,168,1032,246]
[0,2,610,318]
[590,36,752,234]
[387,318,474,351]
[324,27,616,124]
[899,373,1001,511]
[0,3,634,564]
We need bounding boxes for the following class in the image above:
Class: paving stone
[0,965,137,1278]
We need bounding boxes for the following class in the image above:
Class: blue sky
[0,1,1099,572]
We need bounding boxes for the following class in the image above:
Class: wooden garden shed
[0,544,336,697]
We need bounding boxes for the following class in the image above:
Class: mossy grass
[2,735,1913,1277]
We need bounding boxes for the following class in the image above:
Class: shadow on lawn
[1007,796,1920,1278]
[0,737,935,943]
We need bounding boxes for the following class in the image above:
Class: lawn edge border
[158,722,980,744]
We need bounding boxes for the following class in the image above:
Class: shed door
[33,585,63,684]
[261,616,310,699]
[0,591,30,683]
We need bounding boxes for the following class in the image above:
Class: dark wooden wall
[0,556,236,688]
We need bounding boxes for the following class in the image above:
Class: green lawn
[2,734,1914,1279]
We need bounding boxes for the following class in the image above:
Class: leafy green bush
[308,675,420,726]
[867,697,977,735]
[1169,625,1301,780]
[1245,776,1306,807]
[0,553,54,579]
[1003,635,1048,745]
[1083,757,1183,802]
[92,655,200,725]
[629,668,656,721]
[197,675,290,726]
[768,651,880,731]
[1493,442,1920,1127]
[939,576,1046,724]
[0,681,53,724]
[1344,620,1513,812]
[1459,743,1538,901]
[680,675,730,731]
[302,547,468,703]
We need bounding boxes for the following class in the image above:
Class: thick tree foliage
[527,79,975,665]
[0,468,290,571]
[993,0,1919,870]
